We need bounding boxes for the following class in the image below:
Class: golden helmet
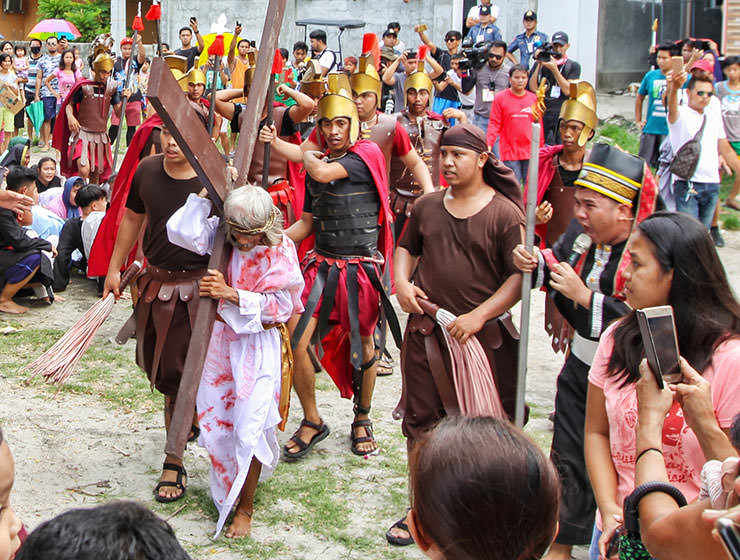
[300,59,326,99]
[91,45,114,74]
[349,54,381,108]
[317,72,359,143]
[164,54,188,82]
[177,68,207,93]
[404,58,434,107]
[559,80,598,147]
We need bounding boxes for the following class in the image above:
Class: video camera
[460,35,492,70]
[534,42,563,62]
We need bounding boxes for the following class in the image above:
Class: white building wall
[536,0,599,85]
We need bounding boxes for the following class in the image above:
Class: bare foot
[0,300,29,314]
[224,509,252,539]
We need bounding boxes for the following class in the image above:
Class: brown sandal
[282,418,330,460]
[351,419,379,456]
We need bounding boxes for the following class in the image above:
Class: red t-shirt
[308,113,412,157]
[487,88,544,161]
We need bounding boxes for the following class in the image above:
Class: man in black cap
[507,11,549,70]
[467,5,502,44]
[387,123,524,546]
[529,31,581,144]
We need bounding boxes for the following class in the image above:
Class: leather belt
[571,331,599,365]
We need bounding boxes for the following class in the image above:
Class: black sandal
[187,424,200,442]
[386,514,414,546]
[154,462,187,503]
[283,418,330,460]
[350,418,379,456]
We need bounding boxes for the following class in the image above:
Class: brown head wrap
[440,124,524,211]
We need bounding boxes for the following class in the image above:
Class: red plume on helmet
[208,34,225,57]
[145,0,161,21]
[132,2,144,31]
[362,33,380,70]
[417,44,429,61]
[272,48,284,74]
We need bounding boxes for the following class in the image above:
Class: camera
[534,42,563,62]
[460,35,492,70]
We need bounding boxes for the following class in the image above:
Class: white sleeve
[166,193,219,255]
[218,288,297,335]
[467,5,479,19]
[490,4,500,18]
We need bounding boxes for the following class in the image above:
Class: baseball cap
[523,10,537,20]
[689,59,714,74]
[552,31,569,45]
[479,5,491,16]
[120,37,133,47]
[382,29,397,38]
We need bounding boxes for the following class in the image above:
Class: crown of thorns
[225,207,279,235]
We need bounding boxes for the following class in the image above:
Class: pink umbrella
[28,19,82,41]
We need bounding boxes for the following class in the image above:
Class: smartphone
[636,306,681,388]
[717,517,740,560]
[671,55,683,75]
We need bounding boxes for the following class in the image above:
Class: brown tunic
[398,190,525,439]
[125,155,210,395]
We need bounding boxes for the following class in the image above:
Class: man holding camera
[472,40,511,144]
[416,27,466,116]
[174,18,204,71]
[529,31,581,145]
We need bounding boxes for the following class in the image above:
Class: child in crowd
[52,184,106,292]
[12,45,28,103]
[33,157,62,194]
[0,54,18,153]
[0,167,55,313]
[167,185,304,538]
[46,49,82,108]
[0,426,24,560]
[9,166,64,247]
[717,55,740,212]
[42,176,82,220]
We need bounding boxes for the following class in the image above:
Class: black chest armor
[308,173,380,258]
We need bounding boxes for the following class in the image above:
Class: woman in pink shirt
[45,49,82,107]
[585,212,740,560]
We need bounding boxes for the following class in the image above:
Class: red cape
[316,139,394,396]
[52,79,106,179]
[87,114,162,276]
[521,144,564,247]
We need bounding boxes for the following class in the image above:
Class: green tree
[37,0,111,42]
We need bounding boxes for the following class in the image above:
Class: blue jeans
[589,524,601,560]
[673,180,719,229]
[503,159,529,185]
[473,113,489,135]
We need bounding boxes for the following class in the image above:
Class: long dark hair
[608,212,740,383]
[410,416,560,560]
[58,48,75,70]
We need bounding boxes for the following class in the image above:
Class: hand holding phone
[671,55,684,75]
[637,306,682,388]
[717,518,740,560]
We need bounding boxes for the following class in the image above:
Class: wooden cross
[145,0,288,460]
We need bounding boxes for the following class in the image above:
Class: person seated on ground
[33,157,62,194]
[167,185,304,538]
[42,175,82,220]
[0,167,56,313]
[26,176,64,247]
[407,416,560,560]
[14,500,192,560]
[585,211,740,559]
[0,426,24,560]
[0,142,30,186]
[52,184,106,292]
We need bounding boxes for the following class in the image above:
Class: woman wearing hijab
[42,176,83,220]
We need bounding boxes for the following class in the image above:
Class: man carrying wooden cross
[102,114,212,503]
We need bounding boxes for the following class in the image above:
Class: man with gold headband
[282,73,399,459]
[166,184,304,539]
[388,123,525,547]
[513,143,657,559]
[52,43,126,184]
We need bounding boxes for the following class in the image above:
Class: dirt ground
[2,230,739,560]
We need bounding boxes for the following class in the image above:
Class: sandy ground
[2,230,739,559]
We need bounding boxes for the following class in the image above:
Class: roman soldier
[177,67,219,140]
[390,54,449,239]
[52,41,121,183]
[283,73,401,459]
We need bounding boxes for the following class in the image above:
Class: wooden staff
[515,79,547,427]
[262,49,283,189]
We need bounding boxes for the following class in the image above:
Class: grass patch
[594,121,640,155]
[0,328,159,413]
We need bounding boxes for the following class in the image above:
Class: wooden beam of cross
[145,0,288,460]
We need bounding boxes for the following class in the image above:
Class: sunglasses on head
[696,90,714,97]
[488,54,503,60]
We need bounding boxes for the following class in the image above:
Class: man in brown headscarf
[387,123,525,546]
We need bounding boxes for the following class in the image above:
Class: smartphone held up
[636,305,682,388]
